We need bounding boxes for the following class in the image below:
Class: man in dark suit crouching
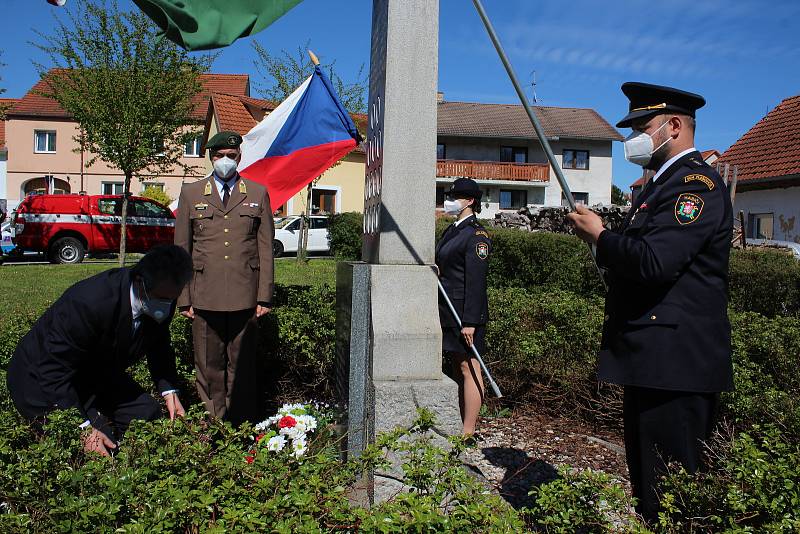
[7,245,193,457]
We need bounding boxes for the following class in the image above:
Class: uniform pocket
[240,212,259,234]
[248,258,260,270]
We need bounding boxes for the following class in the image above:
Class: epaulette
[686,156,708,169]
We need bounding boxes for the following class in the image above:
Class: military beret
[616,82,705,128]
[446,178,483,200]
[205,131,243,151]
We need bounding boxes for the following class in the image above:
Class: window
[184,136,202,157]
[142,183,165,193]
[563,149,590,170]
[285,218,301,231]
[97,198,122,216]
[562,192,589,206]
[500,146,527,163]
[134,200,170,218]
[310,217,329,229]
[436,143,446,160]
[34,131,57,153]
[749,213,774,239]
[499,189,527,209]
[101,182,124,195]
[312,188,337,214]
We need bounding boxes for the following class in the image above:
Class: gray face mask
[139,280,173,324]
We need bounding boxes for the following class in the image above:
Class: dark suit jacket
[436,215,492,327]
[596,150,734,392]
[7,267,179,420]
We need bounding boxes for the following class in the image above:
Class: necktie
[222,182,230,208]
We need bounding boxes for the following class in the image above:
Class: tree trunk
[297,182,313,263]
[119,172,132,266]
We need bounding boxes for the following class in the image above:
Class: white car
[272,215,331,257]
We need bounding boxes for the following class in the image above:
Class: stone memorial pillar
[363,0,461,445]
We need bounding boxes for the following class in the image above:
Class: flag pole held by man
[568,82,734,524]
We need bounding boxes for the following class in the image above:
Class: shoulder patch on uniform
[475,229,489,238]
[674,193,704,225]
[684,174,715,190]
[476,242,489,260]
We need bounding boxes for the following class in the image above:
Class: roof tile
[437,101,623,141]
[717,94,800,182]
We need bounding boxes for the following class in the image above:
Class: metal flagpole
[435,275,503,398]
[471,0,607,291]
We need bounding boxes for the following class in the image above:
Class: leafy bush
[524,466,642,533]
[728,247,800,317]
[0,408,523,533]
[658,425,800,533]
[328,211,363,260]
[140,185,173,207]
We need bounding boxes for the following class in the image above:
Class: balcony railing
[436,159,549,182]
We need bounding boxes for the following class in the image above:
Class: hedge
[328,211,800,316]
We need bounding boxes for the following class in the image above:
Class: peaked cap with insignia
[446,178,483,201]
[206,131,243,151]
[616,82,706,128]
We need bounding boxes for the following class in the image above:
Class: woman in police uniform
[435,178,492,436]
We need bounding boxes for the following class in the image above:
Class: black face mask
[138,280,173,324]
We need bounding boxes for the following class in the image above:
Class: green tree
[611,184,627,205]
[34,0,212,264]
[140,185,172,207]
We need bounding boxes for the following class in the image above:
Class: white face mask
[443,199,467,215]
[623,120,672,167]
[213,156,238,180]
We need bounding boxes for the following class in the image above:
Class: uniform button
[224,215,229,219]
[650,315,657,320]
[198,214,203,218]
[224,228,229,233]
[224,255,229,260]
[224,241,230,247]
[604,315,610,322]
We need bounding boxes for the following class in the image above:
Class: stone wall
[493,205,631,234]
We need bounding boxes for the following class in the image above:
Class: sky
[2,0,799,189]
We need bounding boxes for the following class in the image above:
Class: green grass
[0,258,336,323]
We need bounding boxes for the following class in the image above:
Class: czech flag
[238,66,362,213]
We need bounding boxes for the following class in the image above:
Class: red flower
[245,455,255,464]
[278,416,297,429]
[256,433,266,442]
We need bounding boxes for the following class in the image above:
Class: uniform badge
[476,242,489,260]
[684,174,715,190]
[203,181,212,196]
[247,202,259,208]
[674,193,704,225]
[194,203,208,211]
[475,230,489,238]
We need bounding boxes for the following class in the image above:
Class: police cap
[205,131,243,151]
[616,82,705,128]
[446,178,482,201]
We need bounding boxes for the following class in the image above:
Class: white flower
[280,426,302,440]
[297,415,317,432]
[292,437,307,458]
[266,435,286,452]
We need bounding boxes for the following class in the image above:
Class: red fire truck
[11,194,175,264]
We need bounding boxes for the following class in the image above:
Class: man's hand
[461,326,476,347]
[179,306,195,320]
[164,392,185,420]
[566,205,606,244]
[256,305,272,318]
[82,427,116,457]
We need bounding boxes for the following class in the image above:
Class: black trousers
[623,385,719,523]
[12,371,161,443]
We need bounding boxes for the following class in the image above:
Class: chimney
[436,91,444,103]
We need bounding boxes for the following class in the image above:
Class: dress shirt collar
[652,147,697,183]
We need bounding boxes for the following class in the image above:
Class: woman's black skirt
[442,325,486,355]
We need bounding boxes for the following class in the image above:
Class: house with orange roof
[2,70,249,211]
[716,95,800,243]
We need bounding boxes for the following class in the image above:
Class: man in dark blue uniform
[567,82,733,523]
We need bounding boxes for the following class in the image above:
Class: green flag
[133,0,302,51]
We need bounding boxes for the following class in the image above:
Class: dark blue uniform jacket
[7,268,179,420]
[597,150,734,392]
[436,215,492,327]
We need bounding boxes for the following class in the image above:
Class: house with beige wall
[2,71,250,211]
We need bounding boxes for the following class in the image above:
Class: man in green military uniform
[174,131,275,425]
